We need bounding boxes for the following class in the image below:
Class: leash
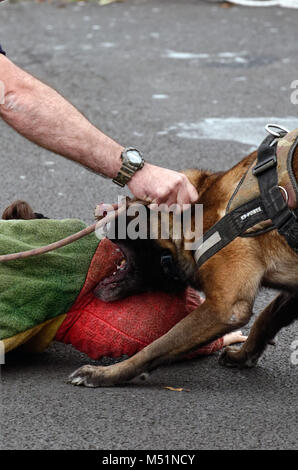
[0,203,128,263]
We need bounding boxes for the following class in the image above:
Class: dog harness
[194,125,298,268]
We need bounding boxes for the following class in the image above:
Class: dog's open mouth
[98,254,128,289]
[94,242,138,302]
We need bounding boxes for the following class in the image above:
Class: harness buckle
[252,155,277,176]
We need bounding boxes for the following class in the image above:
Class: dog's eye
[160,253,173,268]
[160,253,180,281]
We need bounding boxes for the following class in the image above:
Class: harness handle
[265,123,289,138]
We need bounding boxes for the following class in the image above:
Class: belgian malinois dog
[5,133,298,388]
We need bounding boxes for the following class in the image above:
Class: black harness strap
[194,196,266,266]
[254,134,298,253]
[195,131,298,268]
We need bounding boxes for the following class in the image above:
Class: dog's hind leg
[219,292,298,368]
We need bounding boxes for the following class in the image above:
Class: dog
[4,131,298,388]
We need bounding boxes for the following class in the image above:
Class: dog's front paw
[219,346,257,369]
[67,365,117,388]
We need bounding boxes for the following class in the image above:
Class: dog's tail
[2,200,47,220]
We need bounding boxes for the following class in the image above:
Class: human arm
[0,54,198,205]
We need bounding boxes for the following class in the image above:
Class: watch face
[127,149,142,165]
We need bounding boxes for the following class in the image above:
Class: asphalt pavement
[0,0,297,450]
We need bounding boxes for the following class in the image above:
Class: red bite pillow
[56,239,221,360]
[57,287,203,359]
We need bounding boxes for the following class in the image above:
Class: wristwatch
[112,148,145,187]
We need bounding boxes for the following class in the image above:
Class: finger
[148,201,160,211]
[238,335,248,343]
[95,202,118,218]
[171,177,197,209]
[149,192,177,209]
[176,186,193,209]
[188,182,199,204]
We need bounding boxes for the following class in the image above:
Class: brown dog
[66,135,298,387]
[4,135,298,388]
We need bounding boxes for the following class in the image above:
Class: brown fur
[2,200,36,220]
[4,149,298,387]
[66,147,298,387]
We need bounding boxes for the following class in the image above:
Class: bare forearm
[0,55,199,206]
[0,55,123,177]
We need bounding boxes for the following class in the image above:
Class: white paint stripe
[152,94,169,100]
[160,118,298,147]
[163,50,248,62]
[229,0,298,8]
[229,0,279,6]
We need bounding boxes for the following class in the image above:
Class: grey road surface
[0,0,297,450]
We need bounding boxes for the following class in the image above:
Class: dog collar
[194,124,298,268]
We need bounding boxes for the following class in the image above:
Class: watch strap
[112,148,144,187]
[113,161,140,187]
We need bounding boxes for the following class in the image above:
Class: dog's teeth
[113,272,116,275]
[116,259,126,270]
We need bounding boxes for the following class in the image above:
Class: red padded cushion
[56,238,223,359]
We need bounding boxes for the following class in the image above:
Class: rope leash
[0,203,128,263]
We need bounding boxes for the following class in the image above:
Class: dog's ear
[2,200,36,220]
[181,169,215,201]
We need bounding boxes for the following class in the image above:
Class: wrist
[91,141,124,179]
[110,145,125,178]
[127,162,149,188]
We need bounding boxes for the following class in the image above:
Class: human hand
[127,163,198,207]
[223,330,248,347]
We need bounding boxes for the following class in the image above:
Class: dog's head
[93,235,193,302]
[94,169,214,302]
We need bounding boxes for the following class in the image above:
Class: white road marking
[158,117,298,147]
[152,94,169,100]
[163,50,248,64]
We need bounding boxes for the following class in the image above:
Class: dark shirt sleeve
[0,44,6,55]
